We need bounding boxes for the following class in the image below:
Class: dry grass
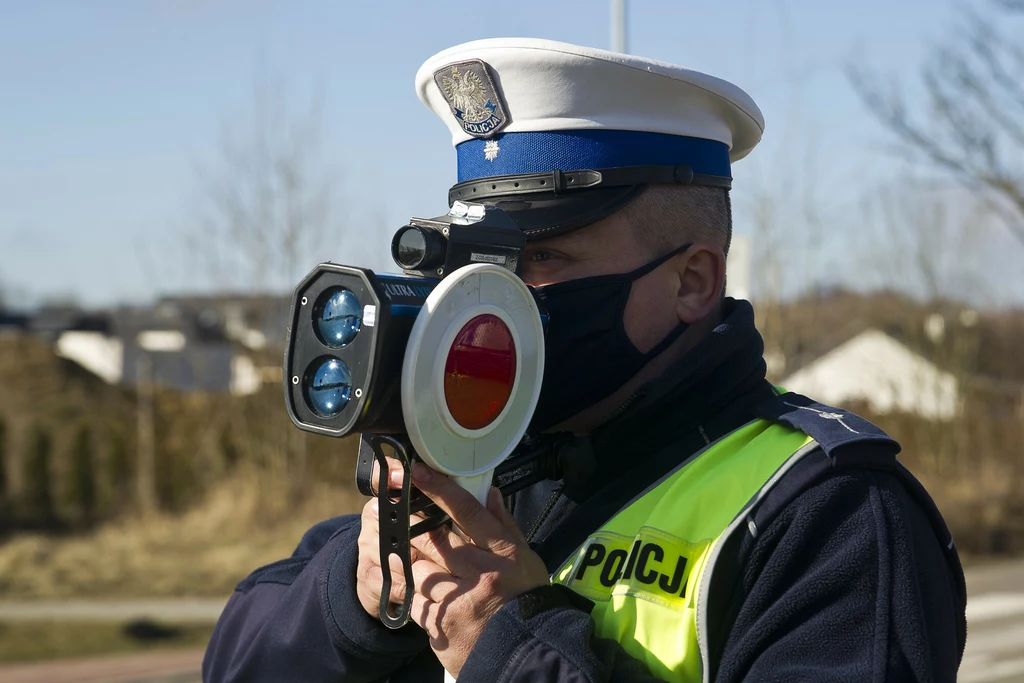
[0,468,364,599]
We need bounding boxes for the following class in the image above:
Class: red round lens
[444,314,517,430]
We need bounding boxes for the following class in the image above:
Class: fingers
[409,523,472,574]
[358,499,379,572]
[412,557,459,604]
[411,464,509,553]
[486,487,527,544]
[360,497,377,528]
[375,553,466,615]
[411,591,442,641]
[361,562,411,607]
[361,499,425,566]
[385,553,415,605]
[407,561,458,645]
[370,456,406,495]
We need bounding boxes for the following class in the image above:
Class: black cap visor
[447,164,730,241]
[482,187,644,241]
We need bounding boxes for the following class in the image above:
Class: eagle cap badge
[434,59,509,139]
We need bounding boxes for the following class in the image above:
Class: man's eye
[529,251,555,263]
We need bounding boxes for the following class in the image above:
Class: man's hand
[406,463,550,678]
[355,457,419,618]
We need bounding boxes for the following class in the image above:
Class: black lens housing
[391,225,447,271]
[284,263,439,437]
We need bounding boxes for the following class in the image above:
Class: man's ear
[674,244,726,323]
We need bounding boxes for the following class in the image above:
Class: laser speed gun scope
[284,202,573,628]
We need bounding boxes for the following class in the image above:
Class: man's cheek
[520,263,562,287]
[622,282,677,352]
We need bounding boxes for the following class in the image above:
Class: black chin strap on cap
[447,164,732,206]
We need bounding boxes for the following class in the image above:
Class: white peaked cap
[414,38,765,238]
[416,38,764,176]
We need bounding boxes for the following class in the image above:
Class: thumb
[487,487,526,543]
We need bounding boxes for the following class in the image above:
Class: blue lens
[305,357,352,418]
[314,287,361,348]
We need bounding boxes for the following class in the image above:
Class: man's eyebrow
[529,231,592,253]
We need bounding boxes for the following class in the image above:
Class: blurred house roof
[40,294,290,395]
[781,329,959,420]
[153,294,291,350]
[56,331,123,385]
[26,306,110,340]
[0,311,30,333]
[758,289,1024,385]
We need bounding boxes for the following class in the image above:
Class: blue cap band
[456,129,731,183]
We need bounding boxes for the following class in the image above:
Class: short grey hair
[621,185,733,259]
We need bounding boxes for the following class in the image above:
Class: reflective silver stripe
[695,440,825,683]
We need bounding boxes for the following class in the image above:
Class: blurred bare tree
[23,425,55,524]
[66,422,97,528]
[860,186,986,471]
[849,0,1024,248]
[0,417,8,508]
[179,74,345,510]
[186,76,339,292]
[742,119,832,380]
[860,184,990,303]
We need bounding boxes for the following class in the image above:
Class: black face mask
[529,243,693,432]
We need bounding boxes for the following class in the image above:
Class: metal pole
[611,0,627,53]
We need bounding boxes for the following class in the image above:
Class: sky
[1,0,1022,309]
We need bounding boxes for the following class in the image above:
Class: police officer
[204,39,967,682]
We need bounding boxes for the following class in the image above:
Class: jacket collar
[586,298,769,475]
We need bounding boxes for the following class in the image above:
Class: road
[0,559,1021,682]
[0,599,227,623]
[0,650,204,683]
[960,560,1024,683]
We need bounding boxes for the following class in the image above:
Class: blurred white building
[726,235,751,301]
[56,331,124,384]
[781,329,959,420]
[47,294,290,396]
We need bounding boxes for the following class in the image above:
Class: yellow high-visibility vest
[552,419,819,683]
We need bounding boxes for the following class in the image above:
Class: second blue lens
[305,357,352,418]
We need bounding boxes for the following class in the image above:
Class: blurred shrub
[105,424,132,515]
[22,425,54,524]
[66,422,97,527]
[0,416,8,502]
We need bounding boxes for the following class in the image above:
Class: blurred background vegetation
[0,333,361,598]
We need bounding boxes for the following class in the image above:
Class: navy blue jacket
[204,300,967,682]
